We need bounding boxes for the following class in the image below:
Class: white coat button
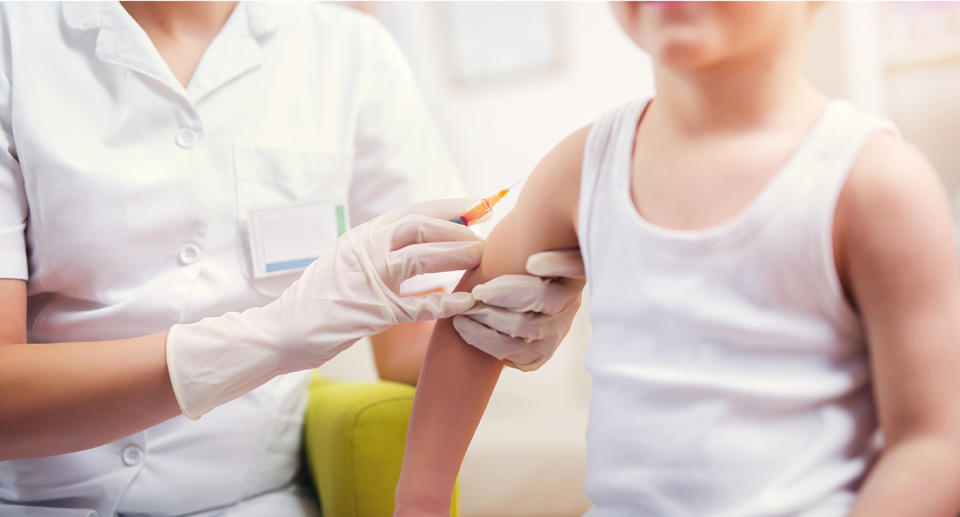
[121,445,144,466]
[175,128,198,148]
[179,244,200,265]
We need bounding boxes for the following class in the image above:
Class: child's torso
[630,98,832,233]
[578,98,895,517]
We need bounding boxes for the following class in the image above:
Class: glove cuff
[165,312,284,419]
[165,324,200,420]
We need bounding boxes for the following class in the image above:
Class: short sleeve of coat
[0,10,27,281]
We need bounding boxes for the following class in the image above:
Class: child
[395,3,960,516]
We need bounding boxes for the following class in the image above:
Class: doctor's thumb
[405,291,477,322]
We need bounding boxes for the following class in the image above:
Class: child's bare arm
[838,134,960,516]
[393,127,589,515]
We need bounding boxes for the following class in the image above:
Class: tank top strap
[787,100,898,203]
[578,98,650,271]
[791,100,900,335]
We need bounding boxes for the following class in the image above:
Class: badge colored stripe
[335,205,346,236]
[265,257,316,273]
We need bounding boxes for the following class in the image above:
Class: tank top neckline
[616,97,842,250]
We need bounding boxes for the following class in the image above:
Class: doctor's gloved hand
[453,248,585,371]
[165,199,483,419]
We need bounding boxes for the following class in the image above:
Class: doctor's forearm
[371,289,445,386]
[370,320,435,386]
[0,331,181,460]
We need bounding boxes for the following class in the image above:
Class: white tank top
[578,99,896,517]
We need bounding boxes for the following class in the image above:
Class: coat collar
[62,2,287,37]
[62,2,103,31]
[61,2,288,104]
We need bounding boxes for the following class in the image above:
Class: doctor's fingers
[386,213,482,251]
[526,248,585,279]
[461,303,571,342]
[471,274,584,315]
[398,290,478,322]
[452,315,551,371]
[388,240,483,280]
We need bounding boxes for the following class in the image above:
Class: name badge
[248,201,348,278]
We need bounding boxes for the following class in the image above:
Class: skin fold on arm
[394,127,590,514]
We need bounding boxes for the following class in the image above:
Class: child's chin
[652,41,718,70]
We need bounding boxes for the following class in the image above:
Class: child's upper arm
[462,124,590,288]
[837,132,960,442]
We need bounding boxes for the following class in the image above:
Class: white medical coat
[0,2,462,515]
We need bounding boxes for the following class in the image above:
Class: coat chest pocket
[233,147,352,219]
[233,147,353,297]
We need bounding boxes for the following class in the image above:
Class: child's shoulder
[842,132,942,225]
[531,98,649,198]
[541,124,594,180]
[835,130,950,292]
[513,124,593,231]
[525,99,647,234]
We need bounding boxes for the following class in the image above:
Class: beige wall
[806,2,960,219]
[886,61,960,213]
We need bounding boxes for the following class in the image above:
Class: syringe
[451,179,522,226]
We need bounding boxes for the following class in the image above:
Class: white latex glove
[166,199,483,419]
[453,248,585,371]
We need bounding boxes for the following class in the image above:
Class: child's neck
[651,42,823,137]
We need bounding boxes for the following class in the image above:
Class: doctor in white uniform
[0,2,585,516]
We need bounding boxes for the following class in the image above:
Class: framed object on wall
[434,2,567,88]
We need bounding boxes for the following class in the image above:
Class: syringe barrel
[451,188,510,226]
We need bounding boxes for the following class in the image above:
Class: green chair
[304,377,458,517]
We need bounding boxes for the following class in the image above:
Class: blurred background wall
[322,3,960,516]
[806,2,960,218]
